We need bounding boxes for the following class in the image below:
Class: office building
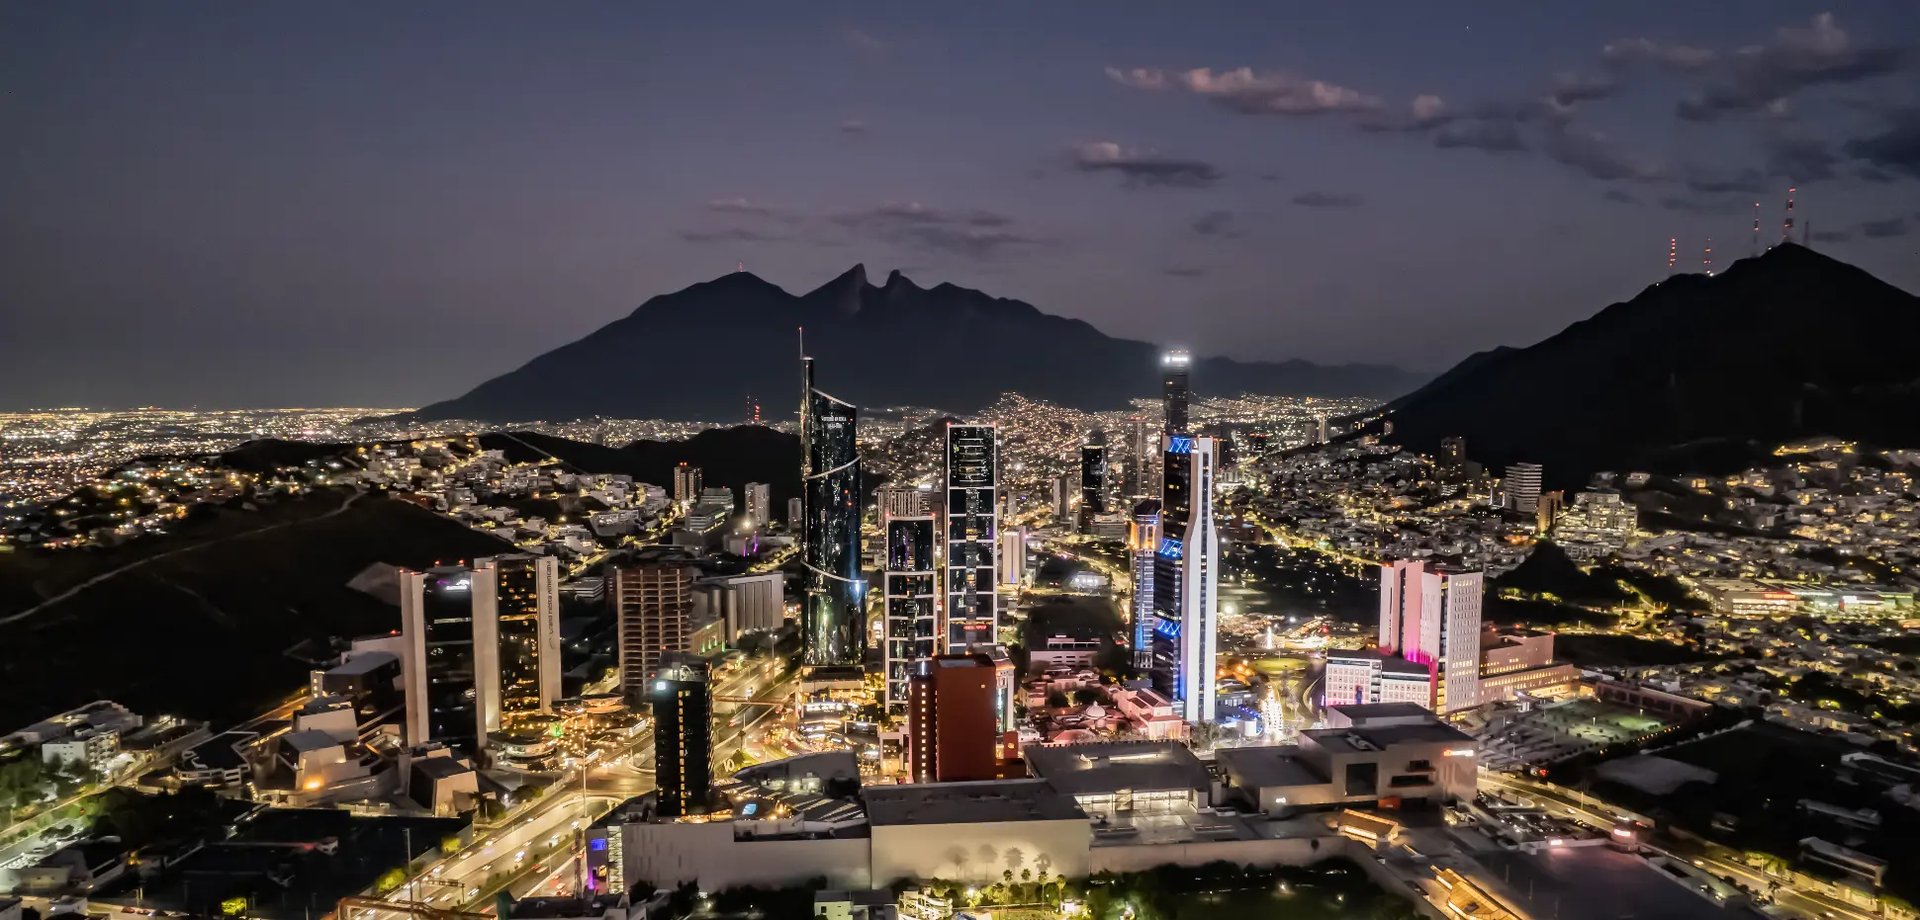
[673,464,703,508]
[1078,443,1107,531]
[1552,491,1638,558]
[1051,473,1075,521]
[801,355,865,666]
[1439,437,1467,468]
[882,516,938,715]
[787,497,803,531]
[1364,559,1486,713]
[401,566,485,750]
[612,563,698,702]
[1501,462,1543,515]
[1128,500,1161,671]
[1314,415,1330,445]
[1161,349,1191,437]
[744,482,771,530]
[875,485,932,525]
[907,654,1000,783]
[1322,649,1435,708]
[1123,415,1150,499]
[652,659,712,818]
[692,572,786,639]
[943,423,999,650]
[1150,436,1219,724]
[999,526,1026,586]
[474,554,561,729]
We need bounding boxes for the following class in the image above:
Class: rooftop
[1327,702,1434,723]
[1025,741,1211,797]
[328,651,398,676]
[1303,721,1473,755]
[862,779,1086,826]
[1214,746,1327,788]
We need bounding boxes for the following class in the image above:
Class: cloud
[1433,119,1526,152]
[1189,211,1240,237]
[1359,94,1454,132]
[832,202,1040,258]
[1811,229,1854,243]
[1106,66,1381,115]
[1163,266,1208,278]
[680,227,785,244]
[1684,166,1770,194]
[1675,14,1908,122]
[840,27,889,54]
[839,119,869,135]
[1861,217,1909,238]
[1856,166,1897,183]
[1660,196,1739,214]
[1542,122,1664,182]
[1602,37,1718,73]
[1762,134,1838,182]
[1071,141,1223,188]
[1603,188,1639,204]
[1290,191,1363,209]
[1548,71,1620,108]
[707,197,799,221]
[1843,108,1920,180]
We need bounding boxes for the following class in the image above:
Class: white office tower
[672,463,702,507]
[1149,436,1218,725]
[1502,462,1543,514]
[998,526,1026,586]
[473,554,562,731]
[1374,558,1484,713]
[744,482,771,530]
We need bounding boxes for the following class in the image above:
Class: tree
[375,868,407,894]
[1047,691,1070,708]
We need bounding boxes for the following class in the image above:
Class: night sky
[5,3,1919,410]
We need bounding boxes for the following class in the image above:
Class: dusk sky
[5,2,1919,410]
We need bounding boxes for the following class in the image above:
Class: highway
[1478,770,1882,920]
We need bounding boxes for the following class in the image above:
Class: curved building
[801,355,865,666]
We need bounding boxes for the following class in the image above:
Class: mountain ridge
[1374,243,1920,486]
[403,265,1425,422]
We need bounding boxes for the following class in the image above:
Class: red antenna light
[1666,237,1677,273]
[1703,238,1713,276]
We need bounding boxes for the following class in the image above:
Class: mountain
[1375,244,1920,487]
[406,265,1424,421]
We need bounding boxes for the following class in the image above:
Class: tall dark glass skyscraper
[1161,348,1191,437]
[402,565,482,750]
[943,423,998,649]
[651,659,711,818]
[1080,443,1108,517]
[883,516,938,714]
[801,355,864,666]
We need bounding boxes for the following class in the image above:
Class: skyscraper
[943,423,999,650]
[1128,499,1162,672]
[801,355,864,666]
[475,554,561,730]
[883,515,938,715]
[1370,558,1484,713]
[876,485,933,525]
[1161,349,1191,437]
[1439,436,1467,469]
[612,562,696,702]
[1502,462,1543,515]
[1078,442,1107,531]
[907,653,1000,784]
[1122,415,1150,499]
[401,565,484,750]
[744,482,771,530]
[672,463,702,508]
[1150,436,1219,724]
[651,659,712,818]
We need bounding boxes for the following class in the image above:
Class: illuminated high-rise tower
[800,353,864,666]
[883,515,938,715]
[1161,349,1192,437]
[1078,441,1108,530]
[943,423,999,649]
[475,554,561,728]
[401,565,484,750]
[1150,435,1219,724]
[1128,499,1162,671]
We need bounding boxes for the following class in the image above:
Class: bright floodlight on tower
[1162,349,1190,367]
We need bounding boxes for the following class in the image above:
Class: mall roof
[1214,746,1327,789]
[862,779,1085,826]
[1025,741,1211,797]
[1303,721,1473,755]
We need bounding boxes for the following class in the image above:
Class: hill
[405,265,1423,421]
[479,425,802,510]
[1375,244,1920,486]
[0,489,514,728]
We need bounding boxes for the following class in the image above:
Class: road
[1479,770,1882,920]
[343,660,796,919]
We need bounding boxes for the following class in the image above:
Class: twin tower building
[802,346,1224,727]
